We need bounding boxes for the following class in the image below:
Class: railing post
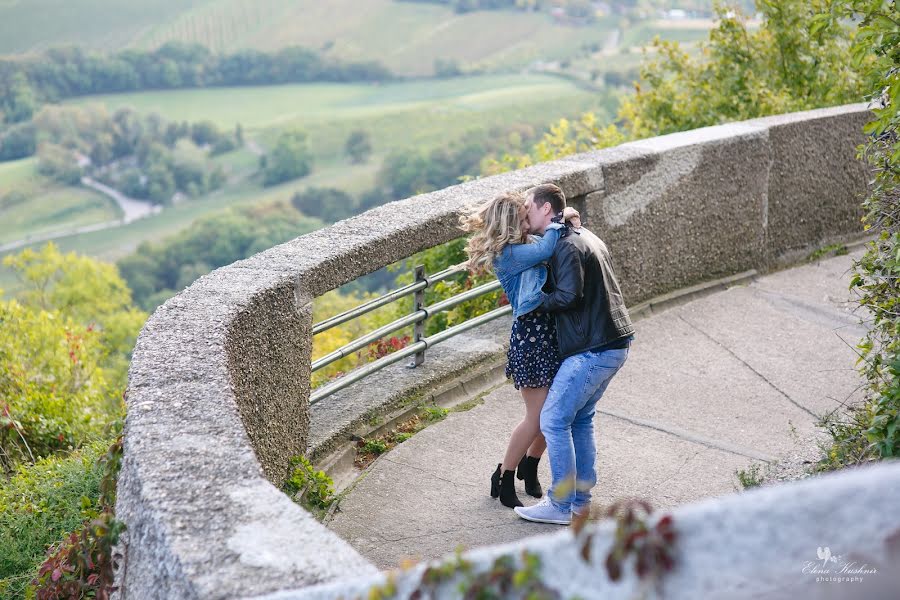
[409,264,426,368]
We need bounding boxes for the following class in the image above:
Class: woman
[460,192,565,508]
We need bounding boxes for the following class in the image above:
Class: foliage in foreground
[0,247,137,598]
[283,456,335,511]
[365,499,676,599]
[29,438,124,600]
[0,442,106,599]
[822,0,900,468]
[1,245,143,474]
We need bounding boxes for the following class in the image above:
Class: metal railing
[309,261,511,404]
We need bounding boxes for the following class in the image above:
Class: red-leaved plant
[367,335,411,360]
[31,438,125,599]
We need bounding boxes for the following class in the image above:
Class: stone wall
[117,104,870,598]
[255,461,900,600]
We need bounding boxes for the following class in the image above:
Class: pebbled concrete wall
[117,104,870,599]
[251,461,900,600]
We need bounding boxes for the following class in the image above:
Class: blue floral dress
[505,310,562,389]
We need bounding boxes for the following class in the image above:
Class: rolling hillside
[0,0,621,76]
[2,74,612,263]
[64,74,607,161]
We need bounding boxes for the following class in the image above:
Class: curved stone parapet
[117,104,871,598]
[255,460,900,600]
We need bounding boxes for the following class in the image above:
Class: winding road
[0,178,161,253]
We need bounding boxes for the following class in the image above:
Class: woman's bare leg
[526,432,546,459]
[501,386,549,471]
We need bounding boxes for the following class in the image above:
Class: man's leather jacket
[539,227,635,359]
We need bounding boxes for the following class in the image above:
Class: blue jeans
[540,346,629,512]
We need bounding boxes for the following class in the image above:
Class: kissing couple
[460,183,634,525]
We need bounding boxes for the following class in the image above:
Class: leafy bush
[283,456,335,510]
[344,129,372,164]
[0,122,37,160]
[619,0,869,139]
[291,187,357,221]
[361,438,389,455]
[0,301,113,470]
[262,131,313,186]
[36,143,82,185]
[0,442,107,599]
[3,243,147,390]
[422,406,449,422]
[822,0,900,467]
[31,512,124,600]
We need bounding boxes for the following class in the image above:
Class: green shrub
[361,438,389,455]
[0,442,108,599]
[422,406,449,422]
[820,0,900,469]
[262,130,313,186]
[735,463,765,490]
[0,299,116,473]
[283,456,335,510]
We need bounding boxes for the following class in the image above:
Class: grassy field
[0,158,121,245]
[621,21,713,48]
[0,0,618,76]
[0,157,376,293]
[1,74,612,266]
[66,74,611,161]
[0,157,40,191]
[63,75,602,128]
[2,159,379,262]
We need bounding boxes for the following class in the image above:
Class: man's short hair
[528,183,566,216]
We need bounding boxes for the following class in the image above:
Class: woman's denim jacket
[492,223,564,318]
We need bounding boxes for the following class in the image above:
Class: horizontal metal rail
[312,263,467,335]
[423,280,501,316]
[310,304,511,405]
[310,279,503,372]
[311,312,421,372]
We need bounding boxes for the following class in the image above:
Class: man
[514,183,635,525]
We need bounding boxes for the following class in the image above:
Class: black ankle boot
[499,469,523,508]
[516,455,543,498]
[490,463,501,498]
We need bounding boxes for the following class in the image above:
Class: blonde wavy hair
[459,192,527,274]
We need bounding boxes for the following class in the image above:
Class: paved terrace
[118,104,900,599]
[327,247,866,569]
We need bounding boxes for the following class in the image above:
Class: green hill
[0,0,619,76]
[1,74,611,264]
[64,74,603,160]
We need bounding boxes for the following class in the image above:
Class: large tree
[261,131,313,186]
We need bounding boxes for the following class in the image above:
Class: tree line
[0,42,393,125]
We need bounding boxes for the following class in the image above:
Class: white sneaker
[513,497,571,525]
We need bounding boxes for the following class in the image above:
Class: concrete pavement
[325,248,866,570]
